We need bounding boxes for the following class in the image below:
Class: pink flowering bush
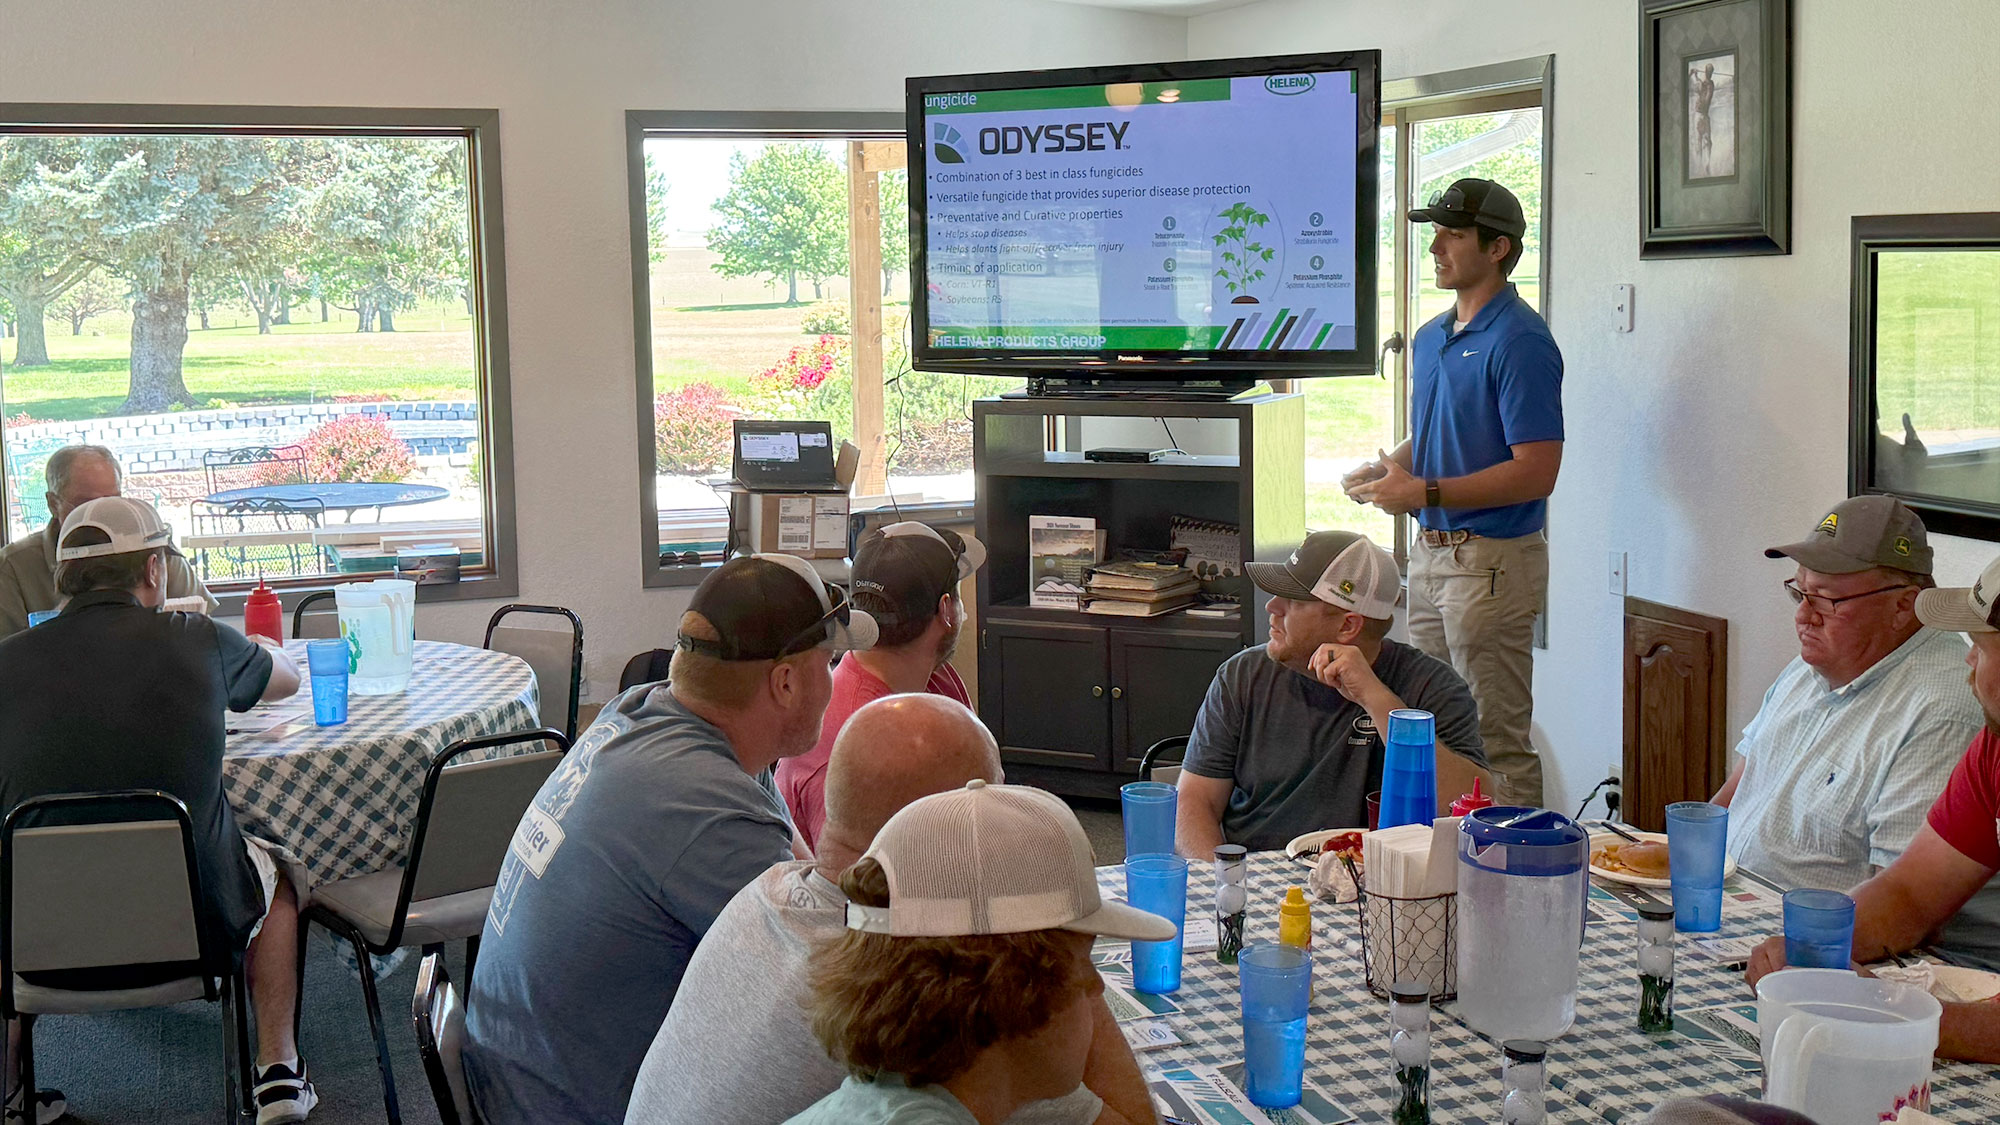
[262,414,417,484]
[654,382,735,474]
[753,335,851,434]
[4,411,46,429]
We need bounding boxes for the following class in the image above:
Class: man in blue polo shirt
[1345,177,1563,808]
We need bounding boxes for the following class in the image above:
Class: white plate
[1588,829,1737,889]
[1285,828,1367,864]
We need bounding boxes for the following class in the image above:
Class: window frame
[0,103,519,610]
[625,110,903,589]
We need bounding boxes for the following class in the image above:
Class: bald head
[821,694,1001,855]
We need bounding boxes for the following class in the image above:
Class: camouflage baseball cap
[1763,496,1932,576]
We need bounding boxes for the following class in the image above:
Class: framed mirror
[1850,213,2000,541]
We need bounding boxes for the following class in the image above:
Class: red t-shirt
[775,658,970,853]
[1926,729,2000,869]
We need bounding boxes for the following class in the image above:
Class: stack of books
[1078,559,1201,617]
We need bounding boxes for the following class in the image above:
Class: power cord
[1575,774,1621,821]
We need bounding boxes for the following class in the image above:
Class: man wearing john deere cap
[1345,176,1563,808]
[1714,496,1992,940]
[1175,530,1487,856]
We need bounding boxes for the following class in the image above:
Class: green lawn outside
[1874,251,2000,437]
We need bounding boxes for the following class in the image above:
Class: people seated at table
[1715,498,1991,909]
[0,496,310,1125]
[1747,551,2000,1061]
[627,692,1156,1125]
[0,444,214,639]
[780,778,1174,1125]
[464,553,875,1125]
[1176,529,1485,856]
[777,521,980,853]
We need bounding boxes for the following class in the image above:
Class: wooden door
[983,620,1111,771]
[1107,628,1242,773]
[1623,598,1729,831]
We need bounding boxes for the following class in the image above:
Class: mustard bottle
[1280,886,1313,950]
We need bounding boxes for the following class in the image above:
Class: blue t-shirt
[465,684,793,1125]
[1410,283,1564,538]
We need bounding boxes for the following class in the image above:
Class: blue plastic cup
[25,609,58,628]
[1121,782,1177,859]
[1125,853,1188,994]
[306,639,350,727]
[1239,942,1311,1108]
[1783,888,1856,969]
[1665,801,1729,932]
[1377,709,1438,829]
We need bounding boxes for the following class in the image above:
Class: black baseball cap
[1407,177,1527,241]
[851,521,987,629]
[678,553,878,661]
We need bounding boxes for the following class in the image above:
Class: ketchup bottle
[243,576,284,643]
[1449,777,1495,818]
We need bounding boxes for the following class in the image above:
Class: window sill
[206,571,520,617]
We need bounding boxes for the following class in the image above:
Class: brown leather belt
[1418,528,1480,548]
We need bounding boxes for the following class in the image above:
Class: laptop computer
[731,419,844,494]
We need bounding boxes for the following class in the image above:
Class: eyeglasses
[1783,578,1913,613]
[776,587,854,658]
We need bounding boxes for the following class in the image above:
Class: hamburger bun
[1593,840,1670,879]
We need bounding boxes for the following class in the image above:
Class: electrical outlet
[1608,551,1627,597]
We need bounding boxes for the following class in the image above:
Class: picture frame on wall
[1639,0,1791,258]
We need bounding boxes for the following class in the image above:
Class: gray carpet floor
[32,796,1127,1124]
[26,935,451,1125]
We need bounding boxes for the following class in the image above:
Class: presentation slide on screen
[922,72,1359,353]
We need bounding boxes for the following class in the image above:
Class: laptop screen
[732,420,838,489]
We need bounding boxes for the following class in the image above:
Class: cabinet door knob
[1091,685,1104,698]
[1111,686,1123,699]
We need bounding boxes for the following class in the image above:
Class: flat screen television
[906,51,1381,389]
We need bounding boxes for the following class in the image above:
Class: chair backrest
[294,589,341,640]
[484,605,583,741]
[403,731,570,907]
[2,792,208,990]
[1139,735,1189,784]
[619,649,673,693]
[412,951,476,1125]
[203,445,307,494]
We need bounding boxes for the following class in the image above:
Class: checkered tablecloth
[1096,853,2000,1124]
[223,640,539,888]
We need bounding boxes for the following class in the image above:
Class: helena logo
[1265,74,1316,95]
[932,122,968,164]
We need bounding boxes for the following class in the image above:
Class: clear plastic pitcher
[1757,968,1940,1125]
[334,579,416,695]
[1455,807,1589,1042]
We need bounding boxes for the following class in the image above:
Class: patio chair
[299,728,570,1125]
[3,790,255,1120]
[293,589,340,640]
[202,445,309,496]
[189,496,327,581]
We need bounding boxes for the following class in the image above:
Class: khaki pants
[1408,532,1547,808]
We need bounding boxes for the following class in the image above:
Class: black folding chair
[483,605,584,741]
[292,589,340,640]
[3,790,254,1120]
[411,952,477,1125]
[300,728,570,1124]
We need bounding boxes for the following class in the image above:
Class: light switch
[1613,284,1635,333]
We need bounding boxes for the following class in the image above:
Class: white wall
[0,0,1188,697]
[1189,0,2000,813]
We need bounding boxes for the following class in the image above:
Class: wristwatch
[1424,479,1442,509]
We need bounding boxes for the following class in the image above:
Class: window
[1851,213,2000,541]
[628,113,1020,586]
[1302,62,1550,564]
[0,108,515,600]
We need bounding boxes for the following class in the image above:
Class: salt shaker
[1214,844,1247,964]
[1500,1040,1546,1125]
[1388,980,1431,1125]
[1637,903,1676,1033]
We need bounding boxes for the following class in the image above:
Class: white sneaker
[4,1086,66,1125]
[253,1062,317,1125]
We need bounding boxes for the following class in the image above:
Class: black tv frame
[905,50,1381,385]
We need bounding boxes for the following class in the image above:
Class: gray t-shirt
[625,861,1102,1125]
[784,1076,979,1124]
[465,685,793,1125]
[1183,641,1484,851]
